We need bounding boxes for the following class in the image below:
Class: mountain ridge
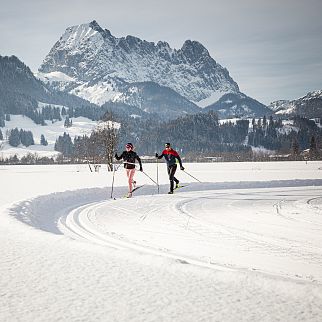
[0,54,101,119]
[268,90,322,118]
[38,20,240,108]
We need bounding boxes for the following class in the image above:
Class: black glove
[180,166,185,171]
[139,167,143,172]
[155,153,159,158]
[114,153,118,158]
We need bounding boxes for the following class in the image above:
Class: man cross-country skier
[156,142,185,194]
[115,143,143,198]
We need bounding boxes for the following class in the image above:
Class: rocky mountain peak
[88,20,103,32]
[180,40,210,63]
[38,21,240,107]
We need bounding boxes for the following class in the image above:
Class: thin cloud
[0,0,321,105]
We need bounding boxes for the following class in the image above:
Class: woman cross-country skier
[156,142,184,194]
[115,143,143,198]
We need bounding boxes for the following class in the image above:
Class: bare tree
[94,111,120,171]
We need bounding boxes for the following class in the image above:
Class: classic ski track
[274,196,322,227]
[58,197,234,272]
[58,202,127,250]
[57,187,322,280]
[174,190,322,267]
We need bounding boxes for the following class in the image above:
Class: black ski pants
[167,164,179,192]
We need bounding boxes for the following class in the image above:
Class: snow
[1,161,322,321]
[276,103,296,115]
[71,81,122,106]
[0,114,97,158]
[36,71,76,83]
[37,101,67,110]
[57,23,104,52]
[277,123,299,135]
[130,114,141,119]
[271,89,322,116]
[250,146,274,154]
[219,118,246,125]
[193,90,231,108]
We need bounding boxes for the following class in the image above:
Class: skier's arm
[176,155,184,170]
[155,152,164,159]
[114,152,123,160]
[136,154,143,171]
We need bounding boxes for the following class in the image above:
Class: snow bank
[1,162,322,321]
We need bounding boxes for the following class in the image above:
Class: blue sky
[1,0,321,104]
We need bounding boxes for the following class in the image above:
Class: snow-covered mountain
[0,55,99,116]
[38,21,239,109]
[103,81,201,119]
[267,100,290,113]
[204,92,272,118]
[268,90,322,118]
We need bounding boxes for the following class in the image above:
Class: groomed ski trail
[57,196,233,271]
[57,186,322,282]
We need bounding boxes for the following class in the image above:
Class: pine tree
[291,138,300,159]
[309,136,318,160]
[64,116,70,127]
[9,128,20,147]
[68,107,74,118]
[54,132,74,157]
[252,118,256,131]
[20,129,34,147]
[257,118,262,129]
[40,134,48,146]
[0,128,3,140]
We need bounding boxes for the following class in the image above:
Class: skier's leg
[174,176,179,188]
[172,165,179,188]
[126,169,132,193]
[169,165,177,192]
[167,166,173,192]
[129,169,135,192]
[126,169,135,197]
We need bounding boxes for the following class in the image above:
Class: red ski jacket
[157,149,183,167]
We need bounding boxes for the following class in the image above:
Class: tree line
[1,128,48,147]
[1,108,321,164]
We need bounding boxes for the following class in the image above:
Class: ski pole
[87,159,93,172]
[110,163,123,198]
[156,158,160,194]
[110,164,116,199]
[142,171,159,186]
[120,161,159,188]
[183,170,202,183]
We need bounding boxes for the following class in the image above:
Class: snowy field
[0,115,96,158]
[1,161,322,321]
